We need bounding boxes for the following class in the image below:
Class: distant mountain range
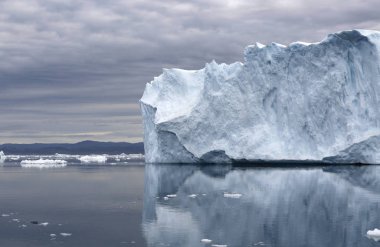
[0,141,144,155]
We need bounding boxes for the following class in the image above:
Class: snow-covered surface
[79,155,107,163]
[140,29,380,163]
[20,159,67,168]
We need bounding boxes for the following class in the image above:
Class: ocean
[1,156,380,246]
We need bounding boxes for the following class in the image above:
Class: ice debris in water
[201,239,212,243]
[79,155,107,163]
[39,222,49,226]
[223,193,242,198]
[189,194,197,198]
[1,214,10,217]
[367,228,380,241]
[166,194,177,198]
[60,233,72,237]
[20,159,67,168]
[211,244,227,247]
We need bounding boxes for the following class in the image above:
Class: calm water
[1,163,380,246]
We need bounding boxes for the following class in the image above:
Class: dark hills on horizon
[0,140,144,155]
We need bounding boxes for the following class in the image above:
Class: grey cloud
[0,0,379,143]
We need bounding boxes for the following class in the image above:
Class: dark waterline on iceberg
[1,162,380,246]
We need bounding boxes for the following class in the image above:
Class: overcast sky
[0,0,379,144]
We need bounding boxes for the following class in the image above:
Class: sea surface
[1,159,380,247]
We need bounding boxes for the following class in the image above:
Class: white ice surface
[79,155,107,163]
[201,239,212,243]
[367,228,380,241]
[0,151,5,163]
[141,29,380,163]
[20,159,67,168]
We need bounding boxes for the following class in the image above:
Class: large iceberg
[140,30,380,163]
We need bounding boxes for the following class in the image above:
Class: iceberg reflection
[142,164,380,247]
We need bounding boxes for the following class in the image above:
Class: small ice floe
[21,159,67,168]
[79,155,107,164]
[189,194,198,198]
[19,224,27,228]
[201,238,212,243]
[163,197,169,200]
[39,222,49,226]
[167,194,177,198]
[254,242,265,246]
[12,219,20,223]
[202,194,207,196]
[1,214,10,217]
[211,244,227,247]
[367,228,380,241]
[60,233,72,237]
[50,234,56,237]
[223,193,242,199]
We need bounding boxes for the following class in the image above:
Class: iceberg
[140,29,380,163]
[0,151,5,163]
[79,155,107,163]
[20,159,67,168]
[367,228,380,241]
[323,135,380,163]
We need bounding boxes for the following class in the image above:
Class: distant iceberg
[79,155,107,163]
[0,151,5,163]
[20,159,67,168]
[141,30,380,164]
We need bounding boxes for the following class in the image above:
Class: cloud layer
[1,0,379,143]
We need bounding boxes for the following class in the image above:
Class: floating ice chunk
[12,219,20,222]
[254,242,265,246]
[20,224,27,228]
[40,222,49,226]
[163,197,169,200]
[189,194,197,198]
[21,159,67,168]
[166,194,177,198]
[367,228,380,241]
[201,239,212,243]
[60,233,72,237]
[79,155,107,163]
[1,214,10,217]
[223,193,242,198]
[211,244,227,247]
[50,234,56,237]
[0,151,5,163]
